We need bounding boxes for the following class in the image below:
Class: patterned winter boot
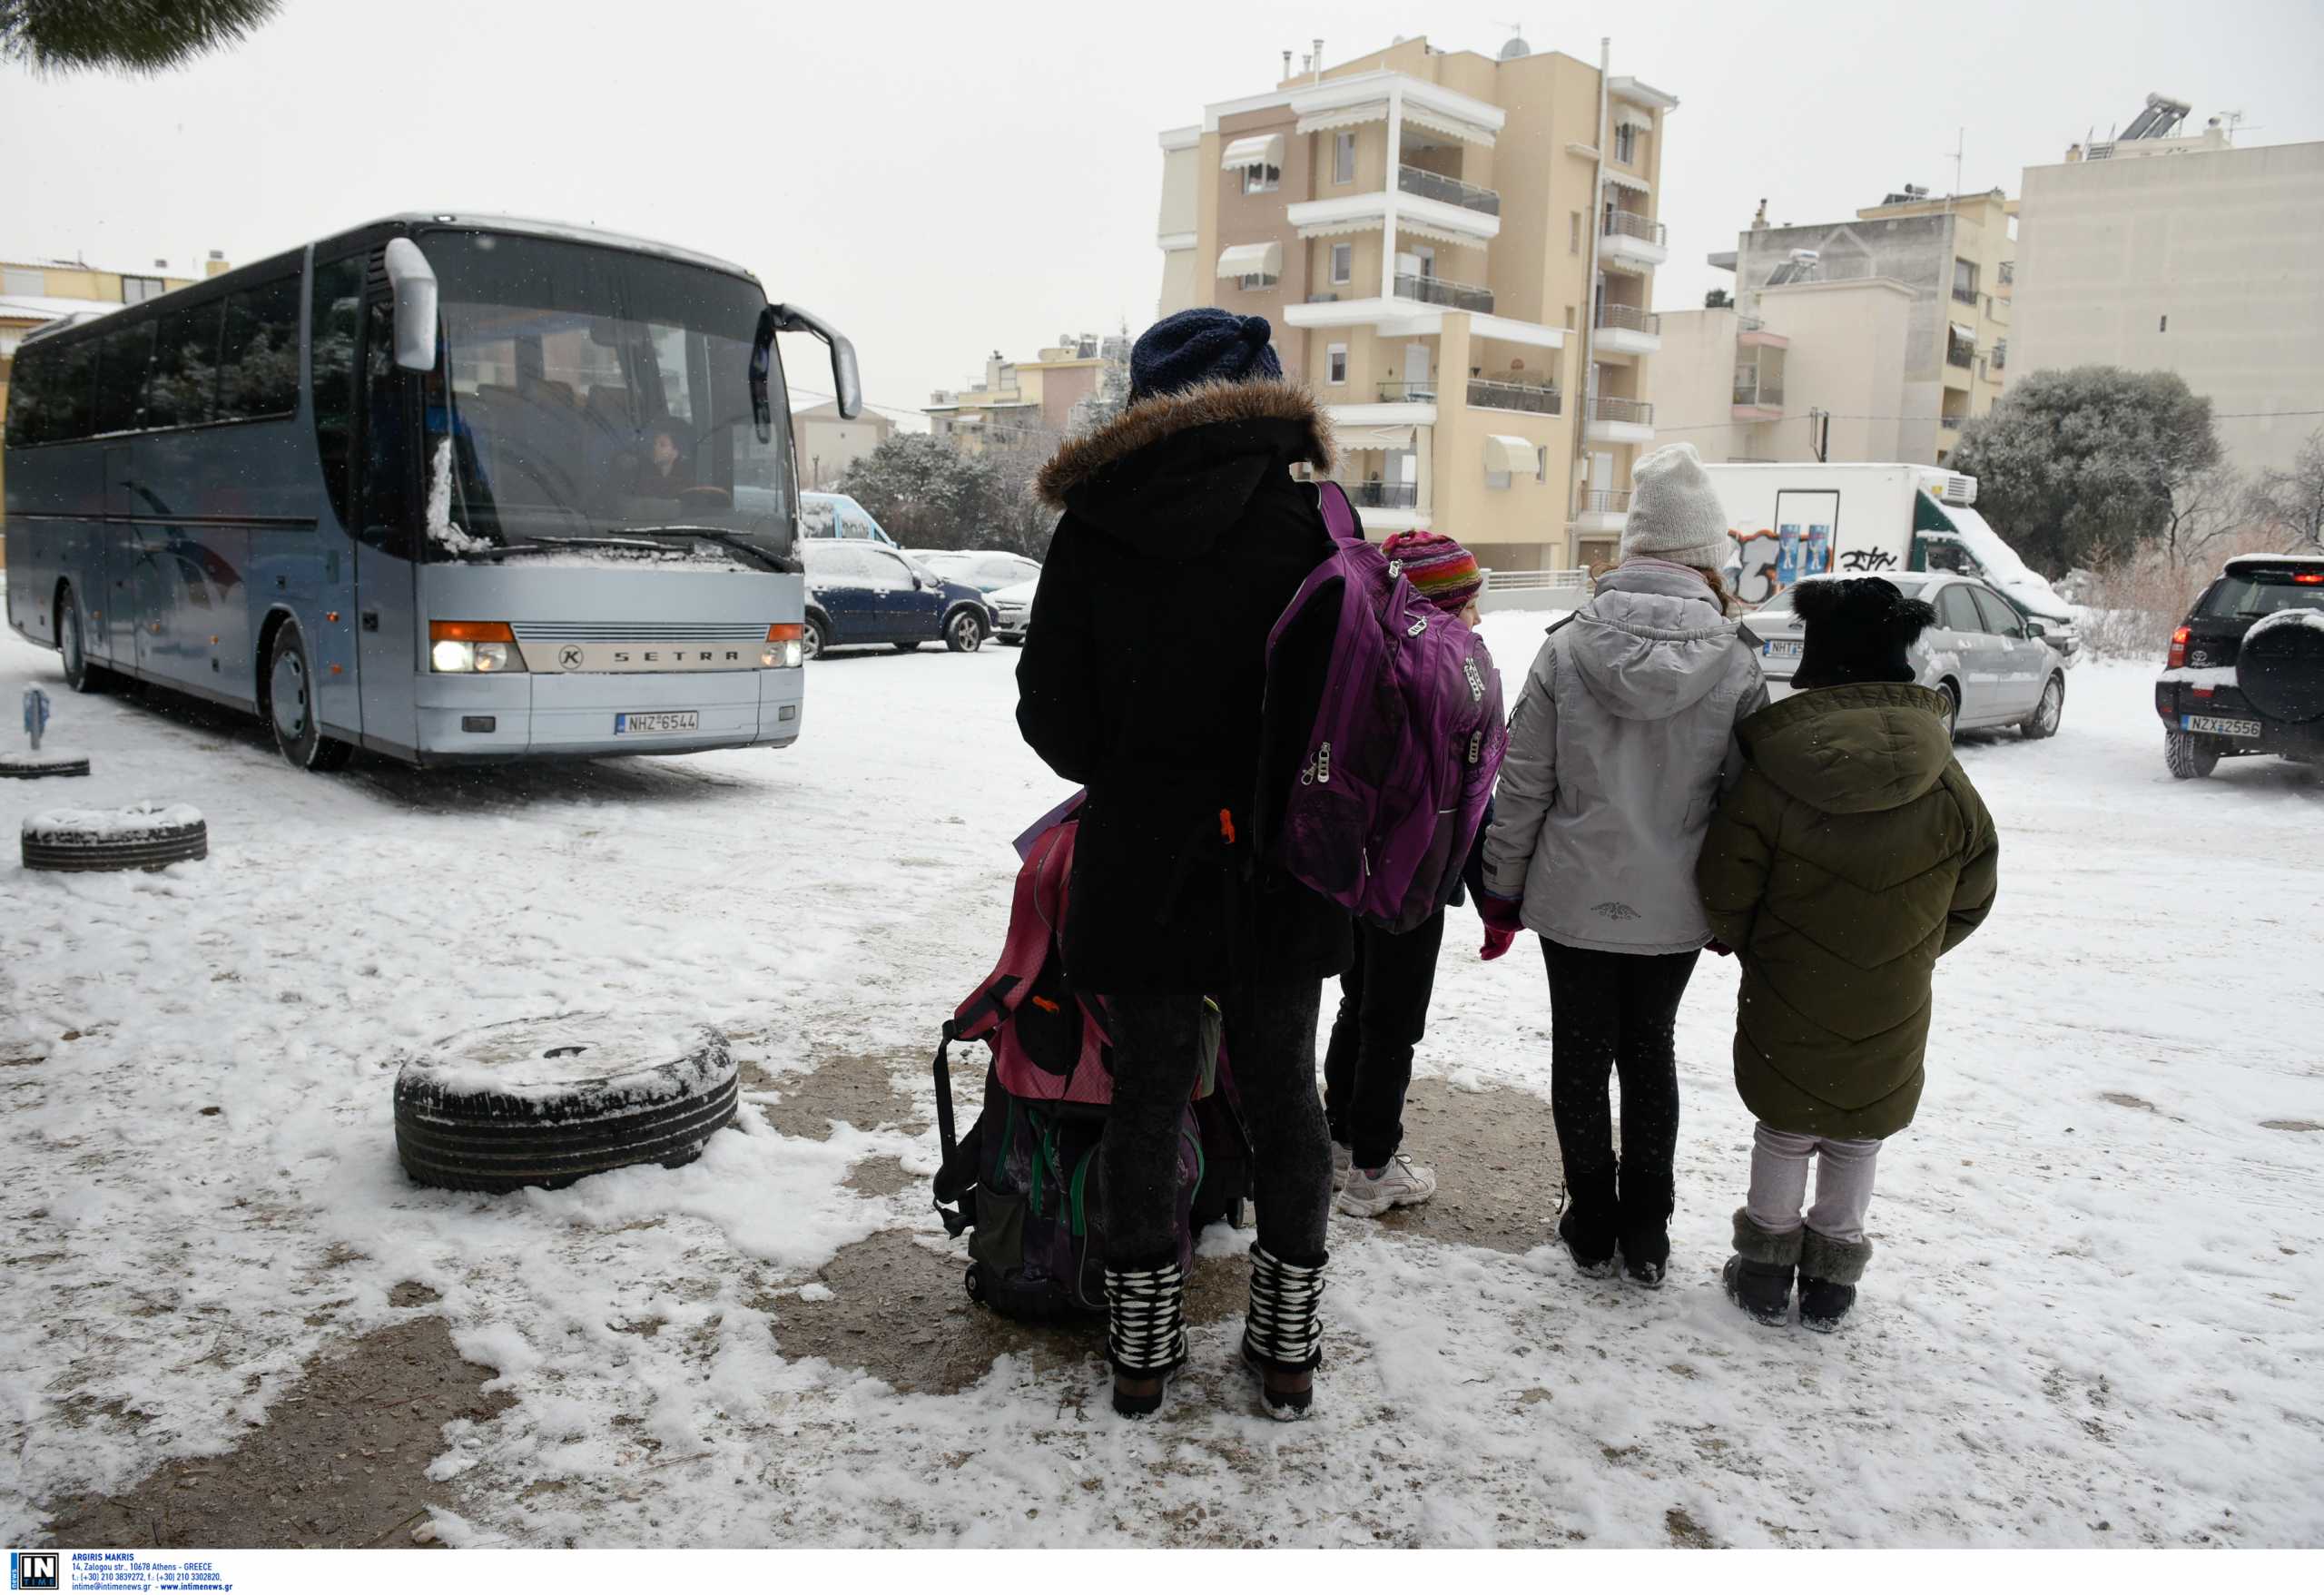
[1241,1243,1327,1421]
[1721,1208,1804,1327]
[1106,1257,1187,1418]
[1797,1230,1875,1334]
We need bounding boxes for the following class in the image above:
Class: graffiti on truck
[1726,519,1835,605]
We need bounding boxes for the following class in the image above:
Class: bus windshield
[422,230,793,566]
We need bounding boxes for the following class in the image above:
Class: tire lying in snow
[22,802,206,871]
[0,750,92,780]
[393,1014,740,1193]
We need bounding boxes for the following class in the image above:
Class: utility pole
[1945,127,1965,196]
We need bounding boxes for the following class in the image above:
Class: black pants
[1103,979,1331,1268]
[1321,910,1447,1168]
[1541,937,1700,1265]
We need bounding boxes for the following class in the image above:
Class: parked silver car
[986,576,1037,645]
[1748,573,2068,740]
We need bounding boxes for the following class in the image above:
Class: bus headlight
[429,622,526,674]
[763,624,803,669]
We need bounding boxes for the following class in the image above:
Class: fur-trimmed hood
[1036,379,1335,516]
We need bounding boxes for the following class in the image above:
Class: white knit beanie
[1620,442,1732,570]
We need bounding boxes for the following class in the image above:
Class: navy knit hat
[1129,309,1283,402]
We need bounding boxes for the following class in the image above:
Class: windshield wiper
[625,525,794,571]
[458,537,676,559]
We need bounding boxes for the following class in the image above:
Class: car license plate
[615,711,699,734]
[2182,714,2260,738]
[1764,639,1802,659]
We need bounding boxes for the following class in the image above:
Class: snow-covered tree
[1953,366,2221,576]
[2248,428,2324,553]
[1,0,281,74]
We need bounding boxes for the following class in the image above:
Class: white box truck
[1701,462,2078,655]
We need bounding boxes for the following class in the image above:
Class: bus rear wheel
[265,622,354,773]
[56,586,109,694]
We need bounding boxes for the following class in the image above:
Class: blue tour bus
[1,213,860,769]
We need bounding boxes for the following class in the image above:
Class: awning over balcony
[1296,218,1377,241]
[1615,105,1658,133]
[1949,320,1978,344]
[1295,103,1387,136]
[1221,133,1284,171]
[1336,423,1416,450]
[1395,218,1486,250]
[1484,434,1536,475]
[1403,105,1497,148]
[1216,241,1282,280]
[1604,170,1650,193]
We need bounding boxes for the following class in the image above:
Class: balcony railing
[1939,413,1967,431]
[1344,480,1421,510]
[1397,163,1501,215]
[1998,261,2015,286]
[1393,272,1494,313]
[1376,379,1439,402]
[1588,396,1656,426]
[1736,315,1765,333]
[1601,211,1667,246]
[1484,568,1590,594]
[1305,292,1343,304]
[1951,285,1981,306]
[1595,303,1661,336]
[1577,488,1631,516]
[1946,342,1974,369]
[1733,379,1785,409]
[1470,378,1561,415]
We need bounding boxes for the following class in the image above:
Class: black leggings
[1541,938,1700,1264]
[1103,980,1331,1268]
[1321,910,1447,1167]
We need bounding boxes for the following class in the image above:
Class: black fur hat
[1790,576,1937,687]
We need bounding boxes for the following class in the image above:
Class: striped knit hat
[1383,529,1483,613]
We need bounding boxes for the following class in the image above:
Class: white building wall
[2014,139,2324,477]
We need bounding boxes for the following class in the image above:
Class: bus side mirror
[382,239,439,372]
[768,303,863,420]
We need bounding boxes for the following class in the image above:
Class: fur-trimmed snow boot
[1721,1208,1803,1327]
[1241,1243,1326,1421]
[1797,1229,1874,1334]
[1106,1258,1188,1417]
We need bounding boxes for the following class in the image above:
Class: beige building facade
[2014,129,2324,478]
[1657,190,2014,471]
[792,399,895,489]
[2,251,231,555]
[1155,36,1678,572]
[927,336,1121,455]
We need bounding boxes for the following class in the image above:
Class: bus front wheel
[264,623,354,773]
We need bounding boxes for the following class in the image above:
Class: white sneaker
[1335,1154,1438,1217]
[1331,1141,1354,1192]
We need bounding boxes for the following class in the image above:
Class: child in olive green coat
[1696,577,1998,1331]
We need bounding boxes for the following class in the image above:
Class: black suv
[2154,554,2324,778]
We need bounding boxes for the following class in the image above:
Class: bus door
[308,252,382,746]
[349,262,421,753]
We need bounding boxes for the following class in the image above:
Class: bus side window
[310,256,365,530]
[359,294,418,559]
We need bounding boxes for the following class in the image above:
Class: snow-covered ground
[3,612,2320,1548]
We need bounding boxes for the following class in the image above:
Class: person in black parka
[1017,309,1351,1422]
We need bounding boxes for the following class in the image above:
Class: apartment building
[792,399,895,489]
[2,250,231,552]
[926,335,1127,455]
[1654,187,2015,470]
[2013,104,2324,478]
[1154,34,1678,572]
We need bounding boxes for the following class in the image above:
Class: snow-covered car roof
[2225,552,2324,569]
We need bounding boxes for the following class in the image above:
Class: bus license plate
[615,711,699,734]
[2182,714,2260,738]
[1764,639,1802,659]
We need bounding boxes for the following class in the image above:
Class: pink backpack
[1264,482,1507,932]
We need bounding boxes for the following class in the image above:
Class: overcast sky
[7,0,2320,430]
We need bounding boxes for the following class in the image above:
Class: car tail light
[2294,572,2324,585]
[2167,625,2191,670]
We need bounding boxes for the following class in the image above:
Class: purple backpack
[1265,482,1508,932]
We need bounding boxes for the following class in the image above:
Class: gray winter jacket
[1482,559,1768,955]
